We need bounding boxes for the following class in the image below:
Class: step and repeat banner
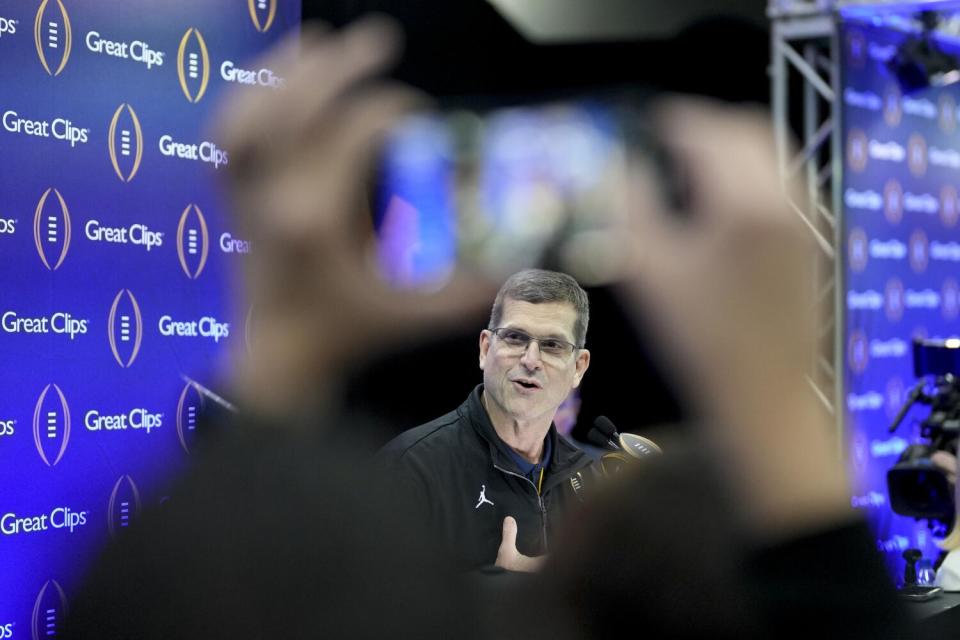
[842,21,960,577]
[0,0,300,629]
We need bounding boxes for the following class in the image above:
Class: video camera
[886,338,960,533]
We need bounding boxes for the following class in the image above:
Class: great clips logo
[34,0,72,76]
[177,381,205,454]
[2,507,87,536]
[85,29,165,69]
[177,203,210,279]
[3,110,89,147]
[177,27,210,103]
[33,187,71,271]
[108,103,144,182]
[107,474,141,538]
[107,289,143,368]
[249,0,278,33]
[32,383,70,467]
[32,579,68,640]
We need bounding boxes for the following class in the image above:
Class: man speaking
[381,269,594,572]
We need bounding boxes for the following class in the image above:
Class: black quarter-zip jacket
[380,385,596,571]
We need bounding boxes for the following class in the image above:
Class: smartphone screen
[373,100,630,288]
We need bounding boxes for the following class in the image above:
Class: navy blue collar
[468,385,587,486]
[502,430,552,479]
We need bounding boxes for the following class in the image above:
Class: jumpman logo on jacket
[475,484,494,509]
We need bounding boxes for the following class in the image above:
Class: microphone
[589,415,621,451]
[590,416,662,478]
[591,416,662,458]
[586,427,619,451]
[594,415,619,440]
[888,379,928,434]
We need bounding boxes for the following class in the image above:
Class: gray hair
[488,269,589,347]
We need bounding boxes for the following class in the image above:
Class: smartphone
[372,94,683,289]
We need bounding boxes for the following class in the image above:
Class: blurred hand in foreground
[215,18,492,417]
[618,99,851,542]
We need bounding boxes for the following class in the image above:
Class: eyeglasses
[489,327,579,360]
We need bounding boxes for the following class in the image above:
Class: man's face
[479,298,590,426]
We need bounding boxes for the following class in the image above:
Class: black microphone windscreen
[594,415,618,438]
[586,428,614,450]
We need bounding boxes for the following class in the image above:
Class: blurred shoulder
[380,408,468,462]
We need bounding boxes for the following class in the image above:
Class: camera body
[886,339,960,529]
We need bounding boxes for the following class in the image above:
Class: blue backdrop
[0,0,300,629]
[842,17,960,578]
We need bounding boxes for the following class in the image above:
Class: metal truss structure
[769,0,843,434]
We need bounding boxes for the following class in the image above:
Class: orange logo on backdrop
[177,27,210,103]
[32,383,70,466]
[107,289,144,368]
[248,0,278,32]
[33,187,71,271]
[177,204,210,279]
[34,0,71,76]
[108,104,144,182]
